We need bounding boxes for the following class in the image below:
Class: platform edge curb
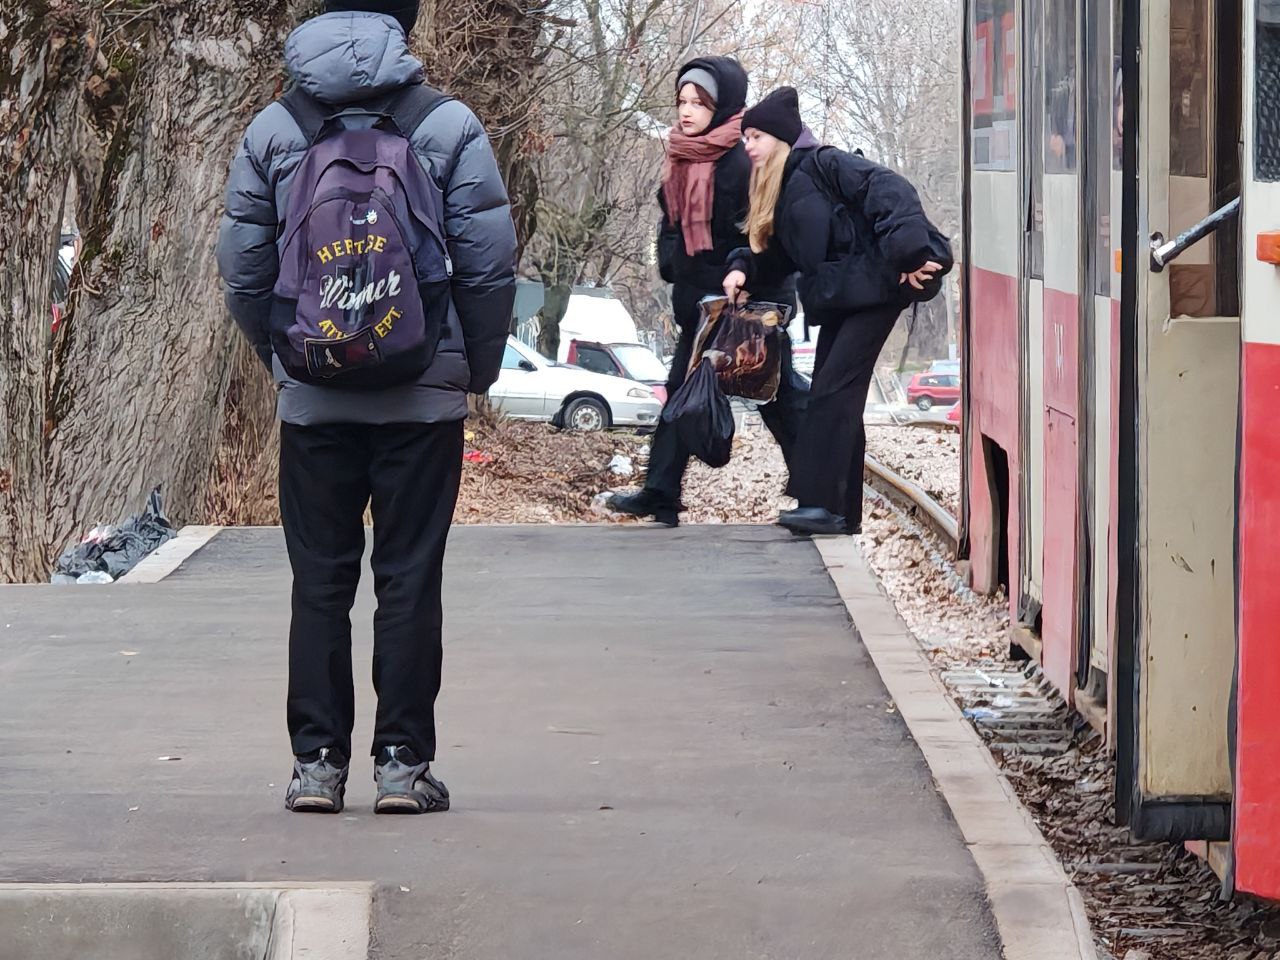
[119,525,224,584]
[815,536,1099,960]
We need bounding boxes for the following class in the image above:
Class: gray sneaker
[374,745,450,814]
[285,748,349,813]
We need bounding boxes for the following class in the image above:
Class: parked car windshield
[611,344,668,382]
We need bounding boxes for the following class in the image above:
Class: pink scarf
[662,113,744,256]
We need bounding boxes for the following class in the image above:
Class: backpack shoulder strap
[806,146,842,202]
[279,86,331,145]
[386,84,454,140]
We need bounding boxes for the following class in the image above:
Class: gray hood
[284,11,425,105]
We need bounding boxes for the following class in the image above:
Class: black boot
[608,489,680,527]
[777,507,852,536]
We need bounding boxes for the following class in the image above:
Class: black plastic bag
[661,360,735,468]
[51,487,177,583]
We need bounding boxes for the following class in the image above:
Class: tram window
[1026,0,1045,278]
[971,0,1016,171]
[1166,0,1241,318]
[1112,0,1124,172]
[1044,0,1078,174]
[1258,1,1280,181]
[1170,0,1210,178]
[1086,1,1118,297]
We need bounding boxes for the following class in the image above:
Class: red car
[907,372,961,411]
[565,340,670,403]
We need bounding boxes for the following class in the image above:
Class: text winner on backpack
[215,0,518,815]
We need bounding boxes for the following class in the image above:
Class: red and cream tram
[958,0,1280,898]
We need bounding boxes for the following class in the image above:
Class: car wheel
[916,396,934,411]
[564,397,609,432]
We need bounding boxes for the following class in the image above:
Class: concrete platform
[0,526,1001,959]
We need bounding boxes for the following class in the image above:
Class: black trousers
[279,419,463,764]
[787,305,901,528]
[645,288,809,504]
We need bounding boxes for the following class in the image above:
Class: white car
[489,337,662,432]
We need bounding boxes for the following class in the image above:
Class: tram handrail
[1149,197,1241,273]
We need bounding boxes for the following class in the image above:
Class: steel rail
[863,455,960,554]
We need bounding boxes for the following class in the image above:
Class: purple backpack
[270,85,453,388]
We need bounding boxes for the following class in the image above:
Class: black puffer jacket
[732,141,938,325]
[657,57,795,324]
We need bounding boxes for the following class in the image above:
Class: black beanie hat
[675,56,749,132]
[742,87,804,146]
[324,0,420,34]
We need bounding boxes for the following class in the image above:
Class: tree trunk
[2,0,542,582]
[414,0,545,255]
[537,282,572,360]
[0,1,304,582]
[0,2,92,582]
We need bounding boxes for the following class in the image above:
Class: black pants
[645,289,809,504]
[787,305,901,528]
[279,419,463,764]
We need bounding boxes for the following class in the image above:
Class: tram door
[1022,0,1083,698]
[1121,0,1242,840]
[1075,0,1124,718]
[1231,0,1280,901]
[1018,0,1047,632]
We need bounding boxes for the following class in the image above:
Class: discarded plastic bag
[51,487,177,583]
[661,361,734,468]
[689,297,791,402]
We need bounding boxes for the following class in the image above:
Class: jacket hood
[285,11,425,105]
[784,127,822,179]
[676,56,748,132]
[793,127,821,150]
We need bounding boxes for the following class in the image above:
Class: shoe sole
[375,794,450,815]
[610,500,680,527]
[287,795,342,813]
[777,520,849,537]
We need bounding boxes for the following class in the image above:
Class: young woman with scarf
[724,87,946,536]
[609,57,808,527]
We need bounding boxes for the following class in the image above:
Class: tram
[958,0,1280,898]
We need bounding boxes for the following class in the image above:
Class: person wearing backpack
[607,57,808,528]
[723,87,950,536]
[215,0,517,814]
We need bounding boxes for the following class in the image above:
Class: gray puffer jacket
[216,11,517,425]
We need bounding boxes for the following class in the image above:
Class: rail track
[862,455,960,554]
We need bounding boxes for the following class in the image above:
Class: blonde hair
[743,142,792,253]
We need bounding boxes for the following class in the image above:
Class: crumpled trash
[608,454,634,476]
[661,361,734,468]
[963,707,1003,721]
[463,450,493,464]
[51,487,176,583]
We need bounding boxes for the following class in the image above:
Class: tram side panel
[1233,0,1280,899]
[965,0,1022,611]
[966,169,1022,613]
